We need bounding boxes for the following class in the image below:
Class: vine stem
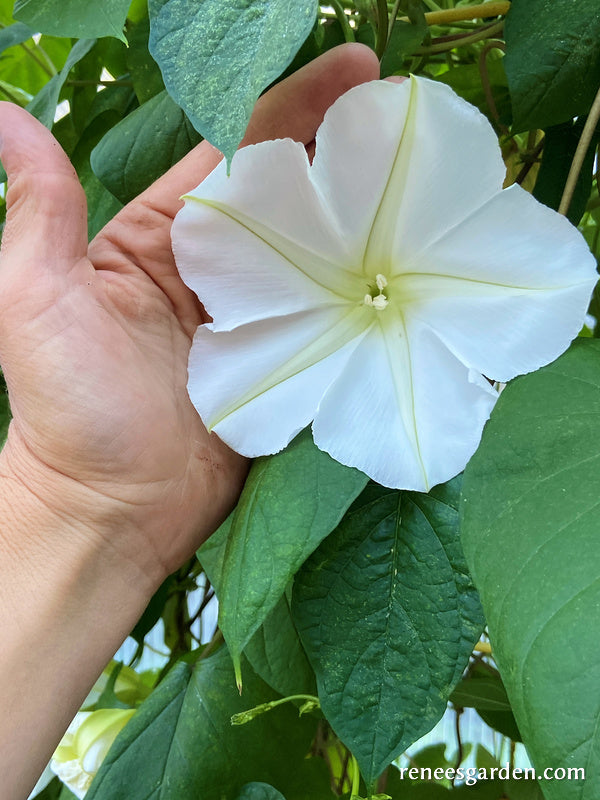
[65,79,134,87]
[399,0,510,25]
[478,39,506,131]
[328,0,356,43]
[558,83,600,216]
[413,20,504,55]
[387,0,402,44]
[453,708,464,784]
[375,0,389,59]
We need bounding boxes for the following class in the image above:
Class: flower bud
[51,708,135,798]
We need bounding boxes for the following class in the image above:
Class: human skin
[0,44,380,799]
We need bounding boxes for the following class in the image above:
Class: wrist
[0,431,169,595]
[0,437,162,799]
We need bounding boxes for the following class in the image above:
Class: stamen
[364,273,390,310]
[372,294,389,310]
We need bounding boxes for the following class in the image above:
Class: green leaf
[31,778,78,800]
[451,664,522,742]
[372,776,448,800]
[199,428,368,684]
[452,779,544,799]
[70,109,124,239]
[0,21,33,53]
[126,16,164,104]
[87,647,325,800]
[90,88,201,204]
[129,574,174,647]
[436,60,511,128]
[411,742,459,774]
[380,18,427,78]
[0,0,15,25]
[461,338,600,800]
[13,0,130,42]
[354,0,377,23]
[236,783,287,800]
[533,118,600,225]
[245,591,316,698]
[66,38,129,134]
[0,79,30,106]
[147,0,318,162]
[26,38,96,128]
[58,787,78,800]
[0,34,70,98]
[293,478,484,791]
[451,674,511,712]
[504,0,600,132]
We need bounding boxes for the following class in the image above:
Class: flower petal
[310,79,411,265]
[400,185,598,381]
[172,139,365,331]
[188,305,372,456]
[310,77,506,275]
[313,314,497,492]
[380,76,507,270]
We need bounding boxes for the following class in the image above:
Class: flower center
[363,273,389,310]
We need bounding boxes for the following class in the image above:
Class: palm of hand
[0,137,247,570]
[0,45,380,571]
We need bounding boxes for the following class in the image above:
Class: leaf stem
[329,0,356,43]
[18,40,54,77]
[230,693,320,725]
[0,84,24,105]
[31,39,58,77]
[558,84,600,216]
[351,754,360,797]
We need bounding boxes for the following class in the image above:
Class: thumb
[0,102,87,274]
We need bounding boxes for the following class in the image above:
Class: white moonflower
[172,76,597,491]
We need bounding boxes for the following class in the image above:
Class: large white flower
[172,76,597,492]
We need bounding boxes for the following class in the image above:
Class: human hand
[0,44,380,586]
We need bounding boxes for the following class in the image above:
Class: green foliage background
[1,1,599,798]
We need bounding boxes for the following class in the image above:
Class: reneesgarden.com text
[397,764,585,786]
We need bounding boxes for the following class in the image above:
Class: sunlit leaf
[148,0,317,162]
